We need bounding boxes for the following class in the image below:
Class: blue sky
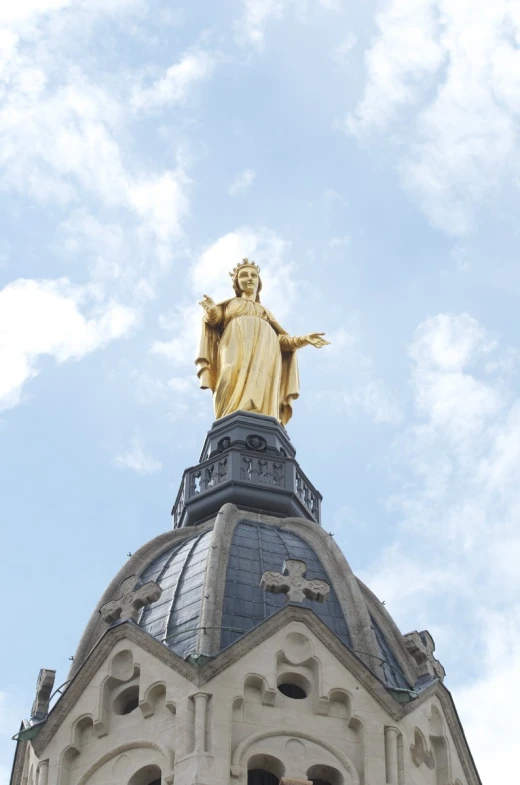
[1,1,520,781]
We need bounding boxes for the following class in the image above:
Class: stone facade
[12,611,478,785]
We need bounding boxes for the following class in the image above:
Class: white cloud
[359,312,520,777]
[114,437,162,474]
[454,609,520,784]
[330,33,357,66]
[235,0,288,49]
[348,0,520,234]
[328,236,350,248]
[309,324,402,426]
[343,380,403,425]
[0,278,137,410]
[131,49,216,111]
[0,0,194,410]
[228,168,256,197]
[0,0,189,263]
[235,0,337,49]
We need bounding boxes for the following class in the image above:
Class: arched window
[128,765,162,785]
[114,685,140,716]
[247,754,284,785]
[277,673,311,699]
[307,764,343,785]
[248,771,279,785]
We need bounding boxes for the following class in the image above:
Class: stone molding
[197,503,238,657]
[74,739,175,785]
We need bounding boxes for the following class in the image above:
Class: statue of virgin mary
[195,259,329,426]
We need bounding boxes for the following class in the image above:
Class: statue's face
[236,265,259,296]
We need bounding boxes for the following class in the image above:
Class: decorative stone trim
[261,559,330,603]
[74,739,174,785]
[99,575,162,624]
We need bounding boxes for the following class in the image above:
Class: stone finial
[31,668,56,720]
[260,559,330,603]
[404,630,446,682]
[99,574,162,625]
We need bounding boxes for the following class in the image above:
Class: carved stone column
[384,726,400,785]
[37,761,49,785]
[193,692,209,753]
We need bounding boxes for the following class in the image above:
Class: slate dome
[133,517,411,690]
[71,413,428,696]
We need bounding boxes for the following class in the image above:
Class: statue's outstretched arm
[199,294,223,326]
[265,310,330,351]
[279,332,330,351]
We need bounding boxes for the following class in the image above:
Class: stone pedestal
[171,411,321,527]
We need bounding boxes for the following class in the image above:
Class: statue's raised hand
[199,294,216,314]
[306,332,330,348]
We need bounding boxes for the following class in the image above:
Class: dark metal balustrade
[171,411,321,528]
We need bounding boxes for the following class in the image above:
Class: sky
[1,1,519,782]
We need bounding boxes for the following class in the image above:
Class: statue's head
[229,258,262,301]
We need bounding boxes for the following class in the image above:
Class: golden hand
[306,332,330,348]
[199,294,216,314]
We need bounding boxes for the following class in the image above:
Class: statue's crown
[229,258,261,279]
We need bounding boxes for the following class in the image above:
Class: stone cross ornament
[99,574,162,625]
[260,559,330,603]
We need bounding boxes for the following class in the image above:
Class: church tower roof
[10,355,481,785]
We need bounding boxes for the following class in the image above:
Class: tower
[10,410,481,785]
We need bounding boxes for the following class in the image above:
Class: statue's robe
[195,297,303,425]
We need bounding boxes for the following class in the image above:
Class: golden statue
[195,259,329,425]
